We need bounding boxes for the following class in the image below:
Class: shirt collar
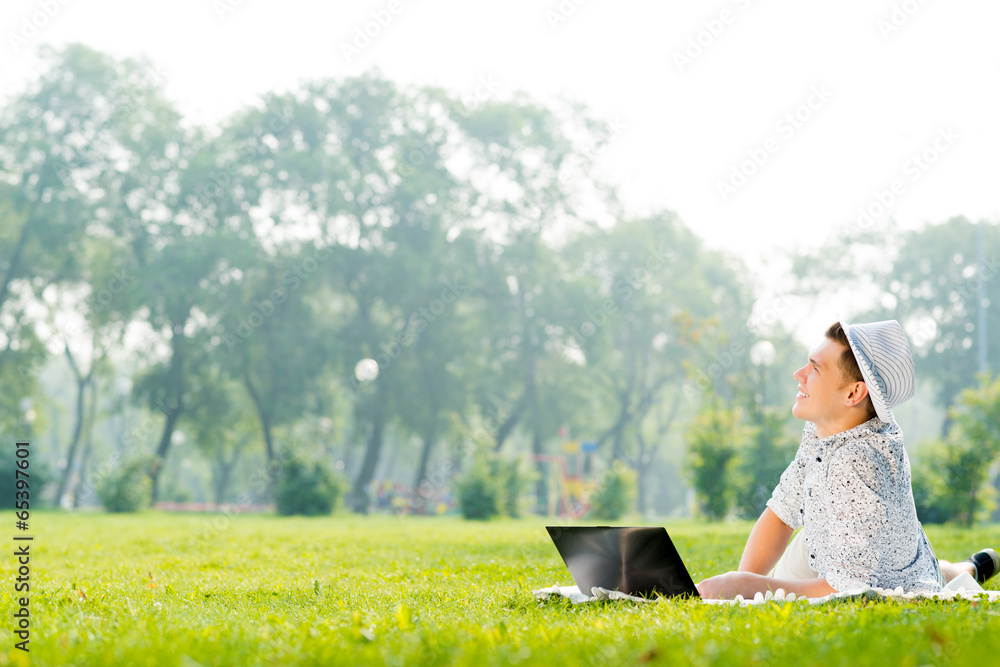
[804,417,899,450]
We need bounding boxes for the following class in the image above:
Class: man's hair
[825,322,877,420]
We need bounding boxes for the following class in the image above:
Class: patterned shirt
[767,417,943,593]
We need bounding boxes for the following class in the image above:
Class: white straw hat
[838,318,916,424]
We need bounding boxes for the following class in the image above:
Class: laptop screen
[545,526,700,599]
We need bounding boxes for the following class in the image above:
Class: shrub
[911,437,998,526]
[0,448,51,509]
[455,451,532,520]
[731,409,799,520]
[275,454,343,516]
[909,373,1000,527]
[498,457,533,518]
[910,453,951,524]
[944,374,1000,526]
[587,461,637,521]
[684,394,752,520]
[97,457,152,513]
[456,457,501,520]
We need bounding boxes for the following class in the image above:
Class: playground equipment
[530,451,590,518]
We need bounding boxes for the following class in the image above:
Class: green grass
[4,512,1000,666]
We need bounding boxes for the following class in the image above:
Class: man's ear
[845,381,869,407]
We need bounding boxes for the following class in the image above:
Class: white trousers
[768,529,952,588]
[769,529,819,580]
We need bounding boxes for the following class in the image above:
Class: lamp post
[749,341,776,510]
[318,417,334,459]
[346,358,379,512]
[115,377,133,452]
[19,397,36,442]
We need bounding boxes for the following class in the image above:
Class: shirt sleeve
[766,444,807,531]
[819,444,890,592]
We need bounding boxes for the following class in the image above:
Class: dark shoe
[961,548,999,584]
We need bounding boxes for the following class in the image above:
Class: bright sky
[2,0,999,343]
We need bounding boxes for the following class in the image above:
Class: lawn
[5,511,1000,666]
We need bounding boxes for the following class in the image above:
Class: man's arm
[737,507,795,575]
[696,571,836,599]
[694,508,831,600]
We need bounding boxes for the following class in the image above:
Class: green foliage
[275,453,344,516]
[911,373,1000,526]
[684,394,753,521]
[456,462,500,520]
[731,409,800,520]
[912,438,998,527]
[455,450,532,520]
[796,217,1000,413]
[587,461,638,521]
[97,457,152,513]
[0,447,50,509]
[499,457,534,519]
[911,450,953,525]
[16,44,1000,540]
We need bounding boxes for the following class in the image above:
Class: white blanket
[533,572,1000,605]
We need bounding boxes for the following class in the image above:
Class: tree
[111,101,250,504]
[179,364,257,505]
[52,342,96,507]
[217,242,338,468]
[0,44,149,428]
[684,393,753,520]
[879,218,1000,426]
[909,373,1000,526]
[942,373,1000,526]
[731,407,799,519]
[557,212,755,515]
[443,94,621,513]
[793,216,1000,431]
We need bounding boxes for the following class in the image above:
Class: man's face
[791,337,854,425]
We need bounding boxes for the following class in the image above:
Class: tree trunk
[213,457,235,505]
[531,427,547,515]
[55,345,92,508]
[72,380,99,509]
[244,372,275,462]
[596,402,631,464]
[0,213,32,318]
[347,384,387,513]
[631,384,683,515]
[514,286,549,514]
[149,329,185,504]
[412,432,436,514]
[525,363,548,514]
[635,426,648,515]
[150,403,182,503]
[609,361,639,462]
[610,410,629,462]
[211,437,248,505]
[941,408,953,438]
[493,392,528,452]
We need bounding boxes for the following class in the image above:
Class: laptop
[545,525,701,599]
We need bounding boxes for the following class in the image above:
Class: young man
[696,319,998,600]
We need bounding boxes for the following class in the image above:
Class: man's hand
[696,571,836,600]
[695,571,749,599]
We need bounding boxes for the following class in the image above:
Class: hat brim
[839,318,894,423]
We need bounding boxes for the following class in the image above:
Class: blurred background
[1,0,999,525]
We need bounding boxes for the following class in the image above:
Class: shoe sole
[964,548,999,584]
